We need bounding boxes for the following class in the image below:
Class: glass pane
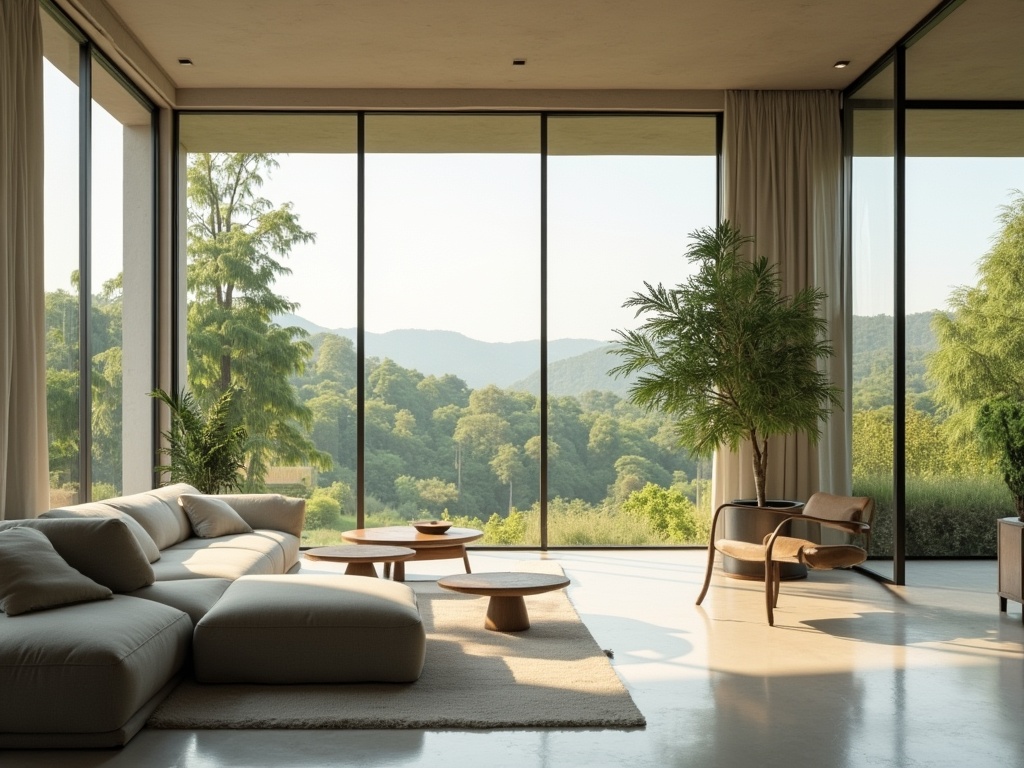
[90,57,154,499]
[547,116,717,545]
[179,115,358,543]
[42,12,81,507]
[849,62,895,580]
[364,114,540,547]
[905,110,1024,557]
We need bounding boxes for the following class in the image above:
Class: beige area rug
[147,567,645,730]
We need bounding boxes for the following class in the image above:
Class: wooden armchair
[695,493,875,626]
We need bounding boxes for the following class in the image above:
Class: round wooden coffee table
[342,526,483,582]
[303,545,416,578]
[437,572,571,632]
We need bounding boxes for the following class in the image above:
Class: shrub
[854,474,1011,556]
[304,492,341,530]
[621,483,706,543]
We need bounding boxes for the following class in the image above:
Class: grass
[301,475,1009,556]
[301,503,712,548]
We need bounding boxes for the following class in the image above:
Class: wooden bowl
[411,520,452,535]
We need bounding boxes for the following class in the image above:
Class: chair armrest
[764,514,870,560]
[215,494,306,537]
[708,502,803,545]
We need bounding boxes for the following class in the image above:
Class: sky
[853,155,1024,317]
[44,59,1024,344]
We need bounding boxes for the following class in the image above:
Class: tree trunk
[1015,493,1024,521]
[750,431,768,507]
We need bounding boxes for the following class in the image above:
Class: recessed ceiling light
[512,59,526,66]
[178,58,194,66]
[833,60,850,69]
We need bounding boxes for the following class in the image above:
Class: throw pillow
[178,494,253,538]
[0,527,113,616]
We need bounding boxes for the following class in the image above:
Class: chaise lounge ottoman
[192,574,426,683]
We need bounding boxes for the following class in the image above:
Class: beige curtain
[0,0,48,519]
[712,90,849,508]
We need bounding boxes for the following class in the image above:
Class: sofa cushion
[103,484,197,550]
[214,493,306,537]
[0,518,154,593]
[150,541,283,581]
[0,528,112,616]
[0,596,191,736]
[168,530,298,573]
[42,503,162,563]
[126,578,232,625]
[178,494,253,538]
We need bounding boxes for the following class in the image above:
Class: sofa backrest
[102,484,199,550]
[45,483,200,553]
[0,518,155,592]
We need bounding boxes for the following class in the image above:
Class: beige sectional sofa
[1,484,427,750]
[0,484,306,748]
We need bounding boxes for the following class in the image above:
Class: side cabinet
[998,517,1024,621]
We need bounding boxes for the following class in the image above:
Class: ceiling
[79,0,946,101]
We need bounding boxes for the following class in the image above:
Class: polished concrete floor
[5,550,1023,768]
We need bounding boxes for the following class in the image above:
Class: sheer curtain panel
[712,90,848,509]
[1,0,48,519]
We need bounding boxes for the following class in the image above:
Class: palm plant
[150,386,248,494]
[610,221,841,507]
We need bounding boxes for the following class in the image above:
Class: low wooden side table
[303,545,416,578]
[342,526,483,581]
[437,572,571,632]
[998,517,1024,621]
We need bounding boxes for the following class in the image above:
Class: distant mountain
[510,345,634,398]
[276,312,946,399]
[274,313,606,389]
[851,311,941,356]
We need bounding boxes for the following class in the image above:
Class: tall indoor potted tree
[150,386,248,494]
[611,220,840,530]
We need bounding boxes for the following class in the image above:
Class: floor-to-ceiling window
[42,8,82,506]
[847,60,897,581]
[42,4,156,505]
[178,114,358,542]
[178,112,718,546]
[845,0,1024,578]
[904,110,1024,558]
[364,114,541,545]
[546,115,718,545]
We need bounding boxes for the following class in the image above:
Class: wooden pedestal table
[303,545,416,578]
[341,526,483,582]
[437,572,571,632]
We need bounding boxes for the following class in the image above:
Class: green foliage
[852,406,994,479]
[929,191,1024,433]
[977,400,1024,517]
[621,483,706,543]
[304,491,342,529]
[854,474,1010,557]
[150,386,247,494]
[541,498,668,545]
[612,221,840,505]
[185,152,331,489]
[485,510,527,544]
[91,483,118,502]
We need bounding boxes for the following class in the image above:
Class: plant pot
[721,499,808,581]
